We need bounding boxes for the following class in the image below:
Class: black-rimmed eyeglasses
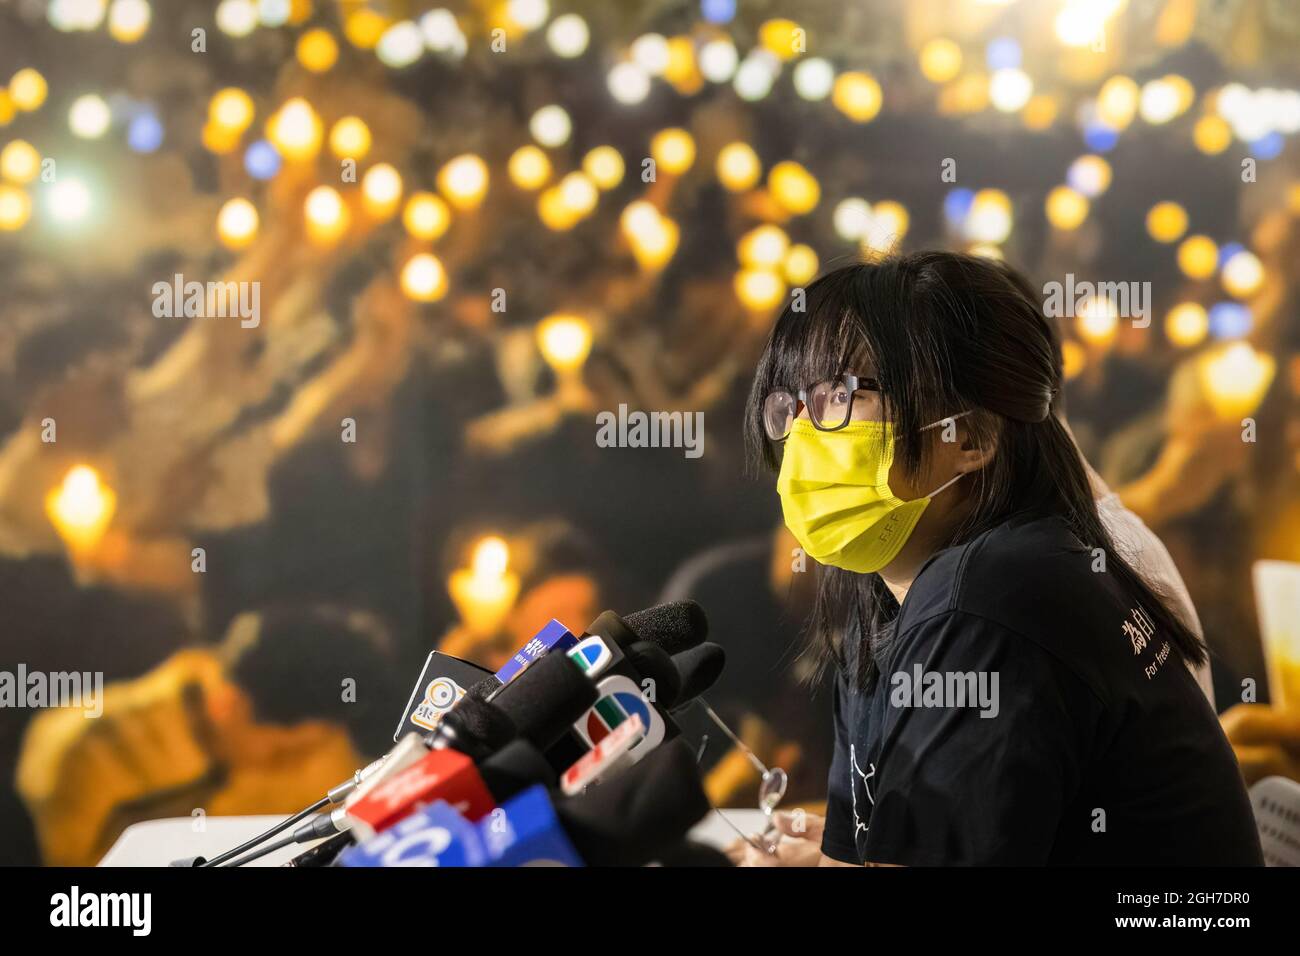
[762,373,881,442]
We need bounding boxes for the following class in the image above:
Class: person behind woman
[736,252,1261,866]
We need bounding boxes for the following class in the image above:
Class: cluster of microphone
[192,601,731,868]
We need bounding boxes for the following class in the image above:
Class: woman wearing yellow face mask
[738,252,1261,866]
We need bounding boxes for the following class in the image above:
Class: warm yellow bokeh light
[9,69,48,112]
[620,201,678,270]
[1061,340,1086,380]
[268,98,323,162]
[734,269,787,312]
[833,72,883,123]
[1021,94,1059,131]
[1165,303,1208,348]
[297,28,339,72]
[1097,75,1139,129]
[919,38,962,84]
[303,185,349,244]
[0,184,32,230]
[966,189,1013,244]
[108,0,151,43]
[400,252,448,302]
[1198,342,1275,420]
[536,314,594,373]
[664,35,701,94]
[0,140,41,184]
[865,200,910,251]
[1177,234,1218,280]
[344,9,389,50]
[716,142,761,192]
[1045,186,1089,231]
[361,163,402,218]
[582,146,624,190]
[46,465,116,553]
[651,128,696,176]
[783,244,819,285]
[210,87,254,134]
[402,192,451,240]
[758,19,803,62]
[558,171,598,217]
[216,197,259,249]
[471,535,510,579]
[1146,201,1188,243]
[538,186,580,231]
[1193,114,1231,155]
[768,160,820,216]
[450,533,519,637]
[437,154,489,211]
[508,145,551,190]
[989,68,1033,113]
[202,120,242,154]
[1076,296,1119,346]
[738,224,790,270]
[1221,250,1264,299]
[329,116,371,159]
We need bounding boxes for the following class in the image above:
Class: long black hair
[744,251,1206,689]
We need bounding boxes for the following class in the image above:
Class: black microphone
[671,641,726,708]
[556,737,713,866]
[623,640,682,709]
[426,695,517,760]
[623,600,708,654]
[490,651,599,750]
[467,676,501,701]
[477,738,557,797]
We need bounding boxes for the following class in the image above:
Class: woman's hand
[725,810,842,866]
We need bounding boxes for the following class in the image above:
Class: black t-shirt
[821,512,1263,866]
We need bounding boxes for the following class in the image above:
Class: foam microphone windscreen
[624,641,682,710]
[478,739,555,799]
[467,676,502,701]
[557,737,712,866]
[585,609,638,649]
[671,642,726,707]
[623,600,709,655]
[491,651,598,750]
[440,696,517,758]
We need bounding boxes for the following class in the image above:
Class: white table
[98,809,772,866]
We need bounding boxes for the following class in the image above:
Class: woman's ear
[955,417,998,474]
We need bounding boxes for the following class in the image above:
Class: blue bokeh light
[244,139,282,180]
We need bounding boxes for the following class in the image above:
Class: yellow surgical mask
[776,415,967,573]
